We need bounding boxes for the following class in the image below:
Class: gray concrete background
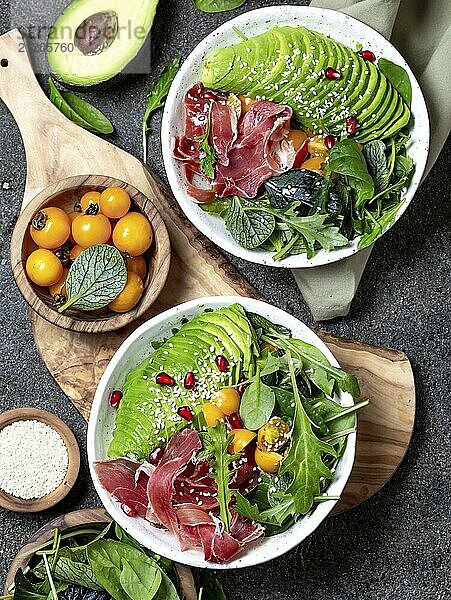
[0,1,449,598]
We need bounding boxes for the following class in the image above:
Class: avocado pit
[75,11,118,56]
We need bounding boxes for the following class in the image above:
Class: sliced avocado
[48,0,159,86]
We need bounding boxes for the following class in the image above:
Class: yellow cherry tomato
[300,156,326,174]
[30,207,71,250]
[69,244,84,261]
[26,249,63,286]
[127,255,147,280]
[49,268,68,297]
[255,447,283,474]
[72,213,111,248]
[68,211,80,224]
[238,95,255,114]
[286,129,309,152]
[108,271,144,313]
[112,212,153,256]
[212,387,240,416]
[307,135,329,157]
[99,187,131,219]
[202,402,225,427]
[229,429,256,454]
[79,191,101,213]
[257,417,290,452]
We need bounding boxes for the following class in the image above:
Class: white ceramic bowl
[162,5,429,268]
[88,296,356,569]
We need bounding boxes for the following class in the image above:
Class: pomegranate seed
[156,372,175,386]
[121,503,137,517]
[109,390,123,408]
[228,412,244,429]
[215,355,229,373]
[149,446,164,465]
[324,135,336,149]
[184,372,196,390]
[237,377,248,395]
[325,66,341,80]
[346,116,358,135]
[178,406,194,421]
[361,49,376,62]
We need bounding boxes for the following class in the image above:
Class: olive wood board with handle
[0,29,415,516]
[4,508,197,600]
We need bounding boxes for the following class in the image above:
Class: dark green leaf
[13,570,47,600]
[33,551,102,590]
[48,79,113,134]
[194,0,247,14]
[225,196,275,249]
[264,169,326,211]
[119,558,161,600]
[329,140,374,209]
[59,244,127,312]
[378,58,412,106]
[197,573,227,600]
[358,201,404,249]
[239,372,276,430]
[273,387,295,419]
[363,140,389,192]
[199,197,229,216]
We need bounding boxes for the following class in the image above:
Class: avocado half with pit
[48,0,159,86]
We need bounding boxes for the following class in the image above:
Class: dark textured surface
[0,1,450,598]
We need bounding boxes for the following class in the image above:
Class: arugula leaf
[239,367,276,430]
[329,139,375,209]
[48,78,114,134]
[225,196,275,249]
[142,57,181,161]
[195,108,217,179]
[358,201,405,249]
[200,422,238,531]
[378,58,412,106]
[194,0,247,13]
[363,140,389,193]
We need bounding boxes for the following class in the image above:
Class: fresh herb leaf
[358,200,405,248]
[48,79,113,134]
[239,367,276,430]
[142,57,181,161]
[59,244,127,312]
[264,169,326,211]
[199,197,229,216]
[378,58,412,106]
[33,551,102,591]
[193,0,247,14]
[13,570,47,600]
[119,558,162,600]
[225,196,275,249]
[195,108,216,179]
[200,422,238,531]
[363,140,389,193]
[329,139,374,209]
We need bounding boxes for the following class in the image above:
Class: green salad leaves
[194,0,247,14]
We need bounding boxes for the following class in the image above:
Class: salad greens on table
[6,521,224,600]
[95,304,367,564]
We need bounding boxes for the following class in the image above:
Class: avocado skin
[202,26,410,141]
[108,304,257,460]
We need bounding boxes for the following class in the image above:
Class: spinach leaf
[240,369,276,430]
[273,387,295,419]
[378,58,412,106]
[329,139,374,209]
[194,0,247,13]
[59,244,127,312]
[363,140,389,192]
[142,57,181,161]
[48,79,113,134]
[199,197,229,216]
[264,169,326,211]
[197,573,227,600]
[200,422,237,531]
[225,196,275,249]
[119,558,161,600]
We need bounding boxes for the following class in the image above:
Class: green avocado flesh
[201,26,411,141]
[107,304,258,460]
[48,0,159,86]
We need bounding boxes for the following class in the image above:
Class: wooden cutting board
[0,29,415,514]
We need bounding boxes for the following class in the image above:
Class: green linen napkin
[292,0,451,321]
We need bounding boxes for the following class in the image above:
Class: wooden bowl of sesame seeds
[0,407,80,513]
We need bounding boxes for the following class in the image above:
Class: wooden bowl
[4,508,197,599]
[11,175,171,333]
[0,408,80,513]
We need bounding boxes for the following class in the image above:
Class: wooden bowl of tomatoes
[10,175,171,333]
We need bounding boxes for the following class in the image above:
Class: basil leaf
[329,140,374,209]
[264,169,327,211]
[240,373,276,430]
[363,140,389,192]
[59,244,127,312]
[48,78,114,134]
[225,196,275,249]
[193,0,247,14]
[378,58,412,107]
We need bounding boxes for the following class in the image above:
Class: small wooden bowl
[0,408,80,513]
[4,508,197,599]
[11,175,171,333]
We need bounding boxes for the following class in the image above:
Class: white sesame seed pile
[0,420,69,499]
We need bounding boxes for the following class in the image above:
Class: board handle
[0,29,82,202]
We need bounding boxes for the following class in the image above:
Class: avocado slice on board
[48,0,159,86]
